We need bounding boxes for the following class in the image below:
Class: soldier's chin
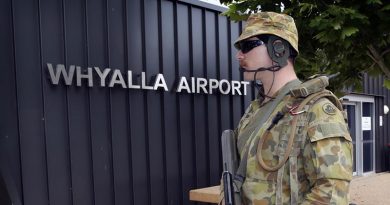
[243,72,253,81]
[239,65,249,72]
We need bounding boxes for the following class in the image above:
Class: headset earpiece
[273,40,285,57]
[266,35,290,68]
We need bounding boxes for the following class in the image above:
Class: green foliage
[220,0,390,92]
[366,0,382,5]
[383,78,390,90]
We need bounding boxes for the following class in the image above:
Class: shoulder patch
[322,103,336,115]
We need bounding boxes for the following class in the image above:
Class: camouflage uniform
[232,12,353,205]
[235,79,353,205]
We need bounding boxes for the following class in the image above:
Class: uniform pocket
[307,122,352,142]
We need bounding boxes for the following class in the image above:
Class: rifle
[222,163,234,205]
[221,130,241,205]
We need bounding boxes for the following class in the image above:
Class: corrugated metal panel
[0,0,22,204]
[0,0,251,204]
[363,74,390,172]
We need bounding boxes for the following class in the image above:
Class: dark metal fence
[0,0,252,204]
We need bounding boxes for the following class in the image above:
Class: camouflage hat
[234,12,299,53]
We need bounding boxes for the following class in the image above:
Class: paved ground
[349,172,390,205]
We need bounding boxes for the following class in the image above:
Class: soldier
[223,12,353,205]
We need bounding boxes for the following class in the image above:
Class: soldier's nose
[236,51,244,60]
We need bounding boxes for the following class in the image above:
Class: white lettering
[127,70,140,89]
[219,79,231,94]
[241,81,250,95]
[196,78,208,94]
[208,79,219,94]
[109,69,127,88]
[94,67,111,87]
[46,63,250,96]
[176,77,191,93]
[76,66,93,87]
[191,77,196,93]
[141,72,153,90]
[47,63,75,85]
[231,81,242,95]
[154,73,168,91]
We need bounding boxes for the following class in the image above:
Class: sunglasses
[239,39,265,53]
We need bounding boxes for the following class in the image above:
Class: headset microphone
[239,65,280,100]
[239,65,281,73]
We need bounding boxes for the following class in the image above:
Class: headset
[266,35,291,68]
[238,35,293,100]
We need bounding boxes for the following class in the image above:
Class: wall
[0,0,252,204]
[363,74,390,172]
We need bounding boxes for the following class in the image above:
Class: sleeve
[301,98,353,205]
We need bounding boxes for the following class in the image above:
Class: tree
[220,0,390,93]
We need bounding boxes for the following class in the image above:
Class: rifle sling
[234,79,302,189]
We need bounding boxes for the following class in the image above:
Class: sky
[199,0,227,7]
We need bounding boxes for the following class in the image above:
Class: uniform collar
[252,79,302,109]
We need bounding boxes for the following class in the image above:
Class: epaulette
[289,76,329,97]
